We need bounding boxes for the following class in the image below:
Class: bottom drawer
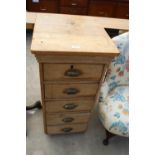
[47,123,88,134]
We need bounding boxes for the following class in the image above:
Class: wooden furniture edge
[26,12,129,30]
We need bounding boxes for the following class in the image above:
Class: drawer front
[43,64,103,81]
[115,3,129,19]
[44,83,98,99]
[45,99,94,113]
[88,1,116,17]
[40,0,58,13]
[26,0,41,12]
[46,112,90,125]
[26,0,58,13]
[60,0,88,7]
[60,7,87,15]
[47,123,87,134]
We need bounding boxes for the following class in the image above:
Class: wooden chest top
[31,13,119,57]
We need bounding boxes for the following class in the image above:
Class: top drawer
[60,0,88,7]
[43,64,103,81]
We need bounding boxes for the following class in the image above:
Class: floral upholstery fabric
[99,86,129,137]
[98,32,129,137]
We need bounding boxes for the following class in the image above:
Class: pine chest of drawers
[31,13,119,134]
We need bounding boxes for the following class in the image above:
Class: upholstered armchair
[98,32,129,145]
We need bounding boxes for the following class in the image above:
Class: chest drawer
[60,7,87,15]
[27,0,58,13]
[43,64,103,81]
[45,99,94,113]
[88,1,116,17]
[46,112,90,125]
[60,0,88,7]
[47,123,88,134]
[115,3,129,19]
[44,83,98,99]
[26,0,41,12]
[40,0,58,13]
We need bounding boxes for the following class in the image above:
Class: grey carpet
[26,31,129,155]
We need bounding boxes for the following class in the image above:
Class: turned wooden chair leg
[26,101,42,111]
[26,101,42,136]
[103,129,115,145]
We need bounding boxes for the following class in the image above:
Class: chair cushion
[98,86,129,137]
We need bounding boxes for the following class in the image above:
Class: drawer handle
[99,12,108,16]
[40,8,47,11]
[99,11,105,15]
[63,88,79,95]
[71,3,77,6]
[65,67,81,77]
[62,117,74,123]
[61,127,73,133]
[63,103,78,110]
